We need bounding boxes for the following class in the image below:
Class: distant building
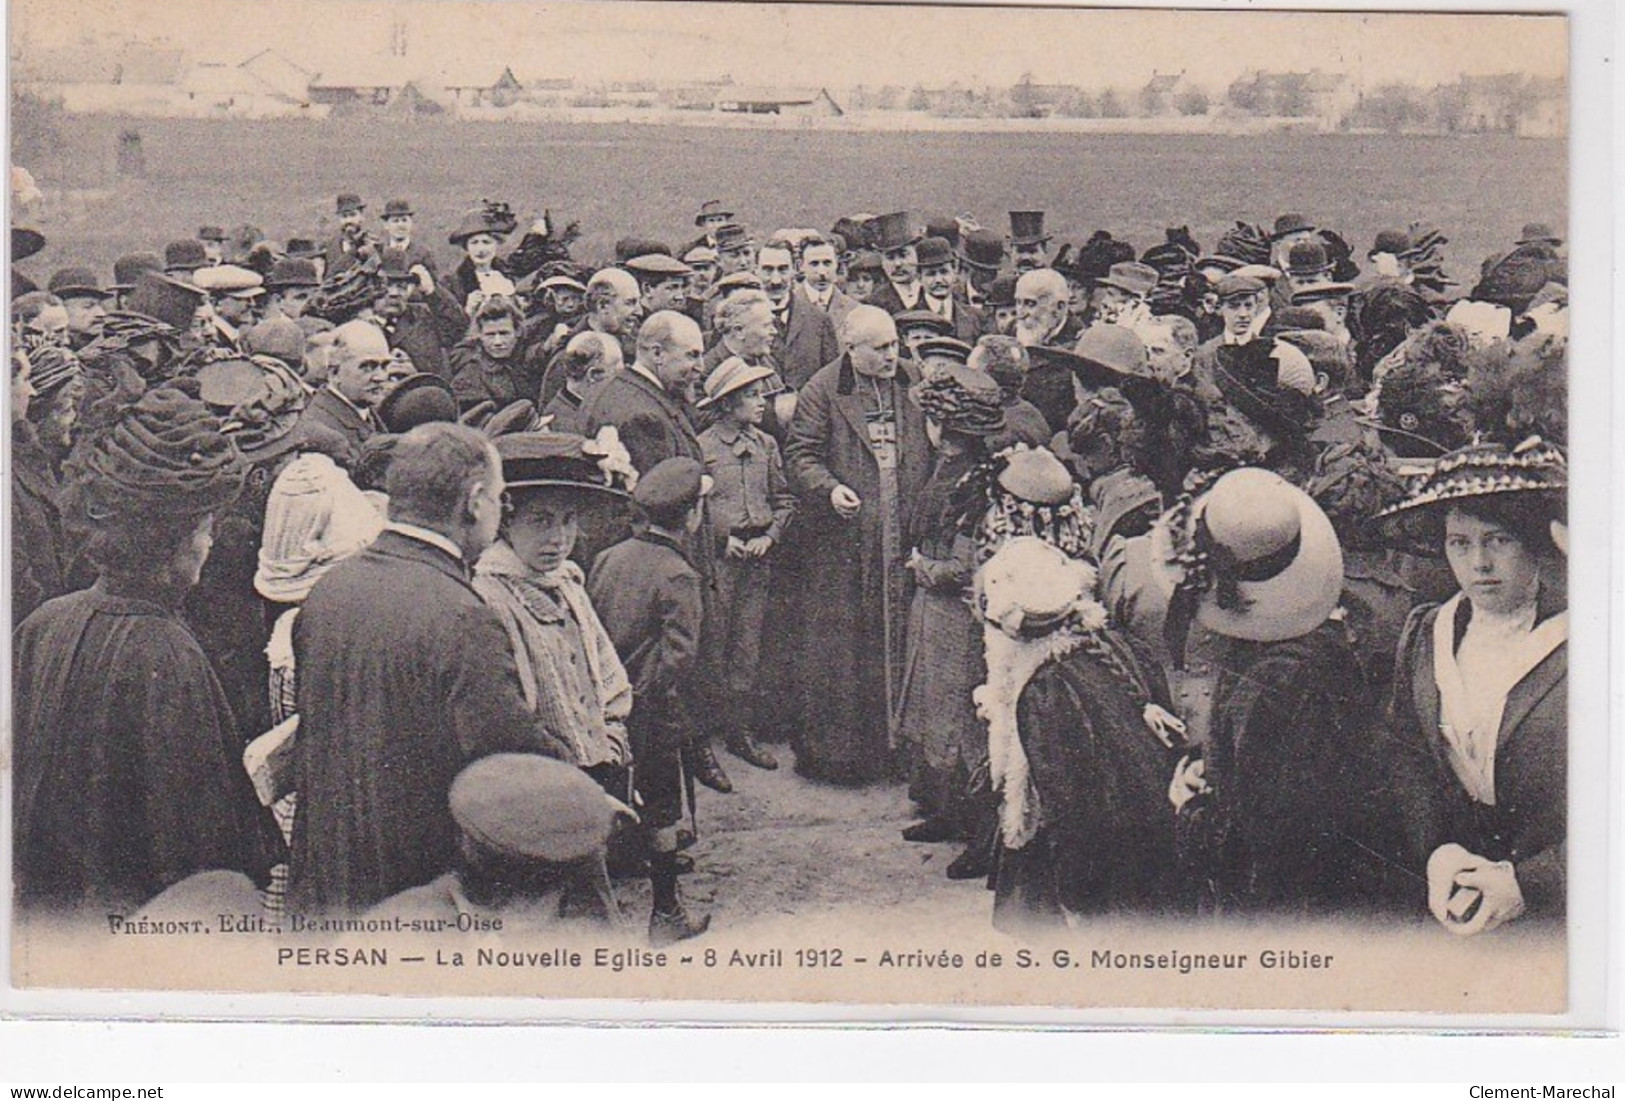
[1226,69,1355,130]
[1140,71,1187,116]
[717,87,844,117]
[443,65,523,108]
[1516,77,1567,138]
[307,60,409,107]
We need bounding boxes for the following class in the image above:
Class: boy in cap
[364,754,623,930]
[588,456,713,944]
[697,358,797,772]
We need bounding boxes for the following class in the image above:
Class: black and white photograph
[3,0,1598,1022]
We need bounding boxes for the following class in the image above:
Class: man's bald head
[586,267,643,335]
[329,320,393,408]
[636,310,704,394]
[840,305,900,379]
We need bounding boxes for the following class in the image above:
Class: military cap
[913,336,974,365]
[893,310,954,337]
[634,456,707,517]
[450,753,614,864]
[915,236,955,269]
[110,253,164,292]
[164,239,209,273]
[47,267,111,300]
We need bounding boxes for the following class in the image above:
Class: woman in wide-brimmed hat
[897,364,1007,851]
[1148,466,1381,917]
[13,385,283,915]
[1377,438,1567,936]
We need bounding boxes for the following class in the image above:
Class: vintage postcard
[4,0,1600,1025]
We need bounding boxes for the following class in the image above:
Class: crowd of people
[10,190,1569,944]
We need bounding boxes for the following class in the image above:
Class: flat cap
[450,753,614,864]
[1214,274,1268,300]
[624,253,693,279]
[634,456,707,515]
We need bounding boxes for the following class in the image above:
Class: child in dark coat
[589,456,711,945]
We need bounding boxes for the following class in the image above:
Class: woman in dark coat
[13,385,283,915]
[897,364,1006,842]
[1378,440,1567,934]
[11,349,69,627]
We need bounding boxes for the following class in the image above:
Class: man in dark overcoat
[756,238,841,390]
[784,305,931,784]
[289,423,570,915]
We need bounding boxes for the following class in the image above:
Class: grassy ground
[22,116,1565,286]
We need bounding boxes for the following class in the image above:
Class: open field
[21,117,1565,283]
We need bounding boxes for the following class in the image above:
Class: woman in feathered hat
[897,365,1007,851]
[1377,438,1567,936]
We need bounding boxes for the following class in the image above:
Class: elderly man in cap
[46,267,111,350]
[867,212,925,316]
[294,319,392,454]
[755,237,840,392]
[364,754,623,931]
[290,422,571,914]
[1007,211,1052,274]
[916,236,984,343]
[785,305,931,785]
[378,197,437,276]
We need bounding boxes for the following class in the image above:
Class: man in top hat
[712,223,755,280]
[324,192,373,276]
[915,235,984,343]
[290,422,571,914]
[867,211,926,316]
[784,305,932,785]
[164,239,210,280]
[756,237,840,393]
[294,319,392,454]
[1007,211,1052,273]
[958,227,1006,310]
[1269,213,1318,269]
[363,754,623,932]
[1088,261,1158,330]
[377,197,438,277]
[625,253,694,317]
[46,267,111,350]
[797,234,860,331]
[196,225,228,266]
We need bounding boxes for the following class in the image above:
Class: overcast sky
[12,0,1567,89]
